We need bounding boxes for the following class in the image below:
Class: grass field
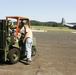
[31,26,76,32]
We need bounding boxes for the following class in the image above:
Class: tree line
[30,20,64,27]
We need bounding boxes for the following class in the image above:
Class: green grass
[31,26,76,32]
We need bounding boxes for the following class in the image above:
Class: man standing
[23,24,33,65]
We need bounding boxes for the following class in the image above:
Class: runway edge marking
[32,30,47,32]
[71,32,76,33]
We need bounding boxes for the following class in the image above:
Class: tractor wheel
[31,46,36,56]
[8,48,20,64]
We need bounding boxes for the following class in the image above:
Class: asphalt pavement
[0,31,76,75]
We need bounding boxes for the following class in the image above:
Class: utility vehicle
[0,16,36,64]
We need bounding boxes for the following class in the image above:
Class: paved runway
[0,31,76,75]
[33,31,76,75]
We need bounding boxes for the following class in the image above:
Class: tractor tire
[32,46,36,56]
[8,48,20,64]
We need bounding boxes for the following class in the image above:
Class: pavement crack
[33,52,41,75]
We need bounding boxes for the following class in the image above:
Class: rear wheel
[8,48,20,64]
[32,46,36,56]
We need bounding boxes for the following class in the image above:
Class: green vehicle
[0,16,36,64]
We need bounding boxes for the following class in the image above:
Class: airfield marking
[32,30,47,32]
[71,32,76,33]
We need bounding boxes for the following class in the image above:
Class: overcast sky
[0,0,76,22]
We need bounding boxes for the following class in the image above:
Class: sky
[0,0,76,23]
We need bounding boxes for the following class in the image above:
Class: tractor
[0,16,36,64]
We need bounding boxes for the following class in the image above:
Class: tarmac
[0,31,76,75]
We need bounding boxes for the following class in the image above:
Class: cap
[23,20,26,24]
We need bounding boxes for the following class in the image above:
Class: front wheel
[8,48,20,64]
[31,46,36,56]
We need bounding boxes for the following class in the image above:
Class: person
[7,21,15,45]
[7,21,12,36]
[23,24,33,65]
